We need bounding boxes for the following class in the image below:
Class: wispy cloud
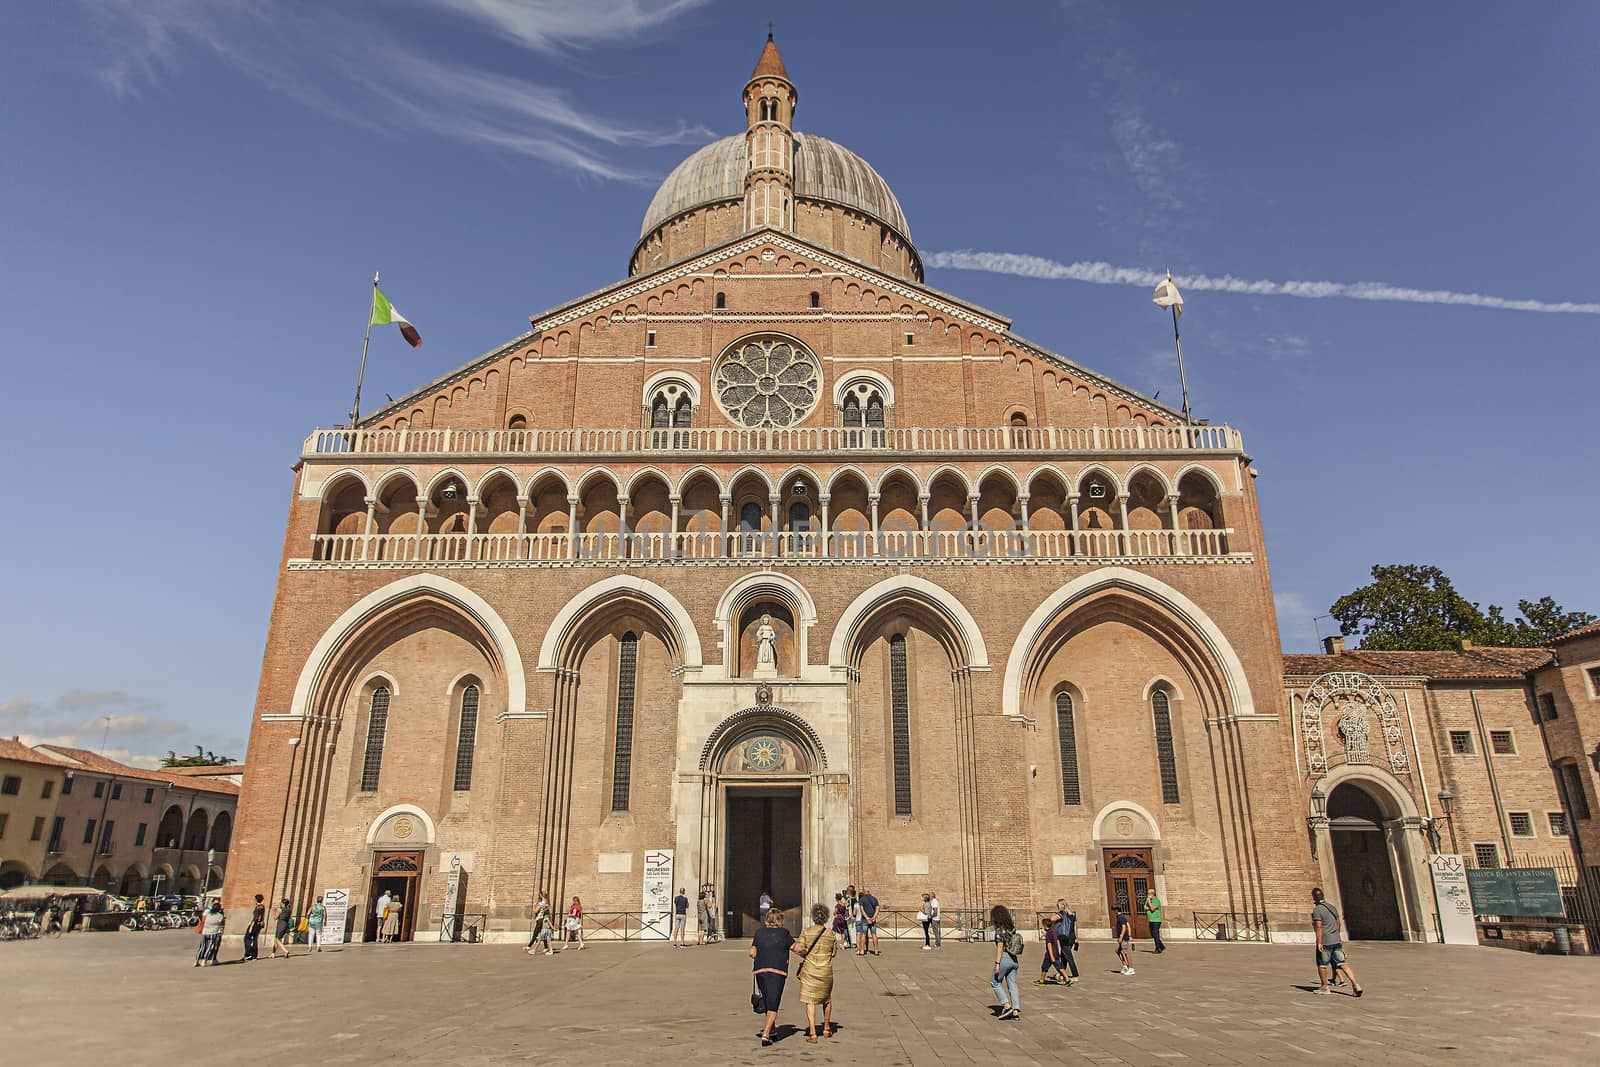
[1274,592,1323,653]
[926,250,1600,315]
[75,0,711,180]
[1,691,201,767]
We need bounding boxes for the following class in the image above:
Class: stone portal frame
[713,571,819,676]
[365,803,438,846]
[1309,764,1430,942]
[1002,567,1257,721]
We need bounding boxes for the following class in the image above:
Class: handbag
[751,975,766,1014]
[915,911,927,923]
[298,918,309,933]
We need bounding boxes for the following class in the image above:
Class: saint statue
[755,614,777,668]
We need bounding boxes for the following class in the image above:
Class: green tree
[160,745,235,768]
[1331,565,1595,650]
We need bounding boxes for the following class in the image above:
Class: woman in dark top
[244,894,266,961]
[270,898,293,959]
[749,908,795,1046]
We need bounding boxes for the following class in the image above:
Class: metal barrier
[439,912,487,943]
[853,907,988,943]
[573,911,672,941]
[1192,911,1271,942]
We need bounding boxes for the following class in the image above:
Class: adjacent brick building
[222,36,1591,946]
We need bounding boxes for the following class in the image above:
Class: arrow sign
[645,851,671,868]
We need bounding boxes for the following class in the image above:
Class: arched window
[890,633,912,815]
[739,501,764,532]
[508,414,527,431]
[359,686,390,792]
[787,501,811,530]
[1152,690,1180,804]
[673,396,692,428]
[842,393,862,427]
[1010,412,1029,427]
[611,633,639,812]
[809,291,820,309]
[651,395,670,428]
[865,393,884,428]
[1055,691,1081,806]
[715,291,727,310]
[453,684,479,791]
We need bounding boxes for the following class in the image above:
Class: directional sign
[640,849,674,940]
[322,888,351,946]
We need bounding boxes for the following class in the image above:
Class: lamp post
[1307,785,1328,858]
[1436,789,1457,853]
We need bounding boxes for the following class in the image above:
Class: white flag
[1152,274,1183,318]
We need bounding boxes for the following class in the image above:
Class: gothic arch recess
[699,705,828,772]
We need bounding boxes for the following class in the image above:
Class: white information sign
[439,855,467,941]
[321,887,351,946]
[640,849,674,941]
[1428,854,1478,945]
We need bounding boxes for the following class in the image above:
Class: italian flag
[371,286,422,347]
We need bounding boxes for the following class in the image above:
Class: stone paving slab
[2,932,1596,1065]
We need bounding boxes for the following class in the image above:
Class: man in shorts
[858,886,881,956]
[1311,888,1363,996]
[672,888,689,946]
[1114,907,1135,975]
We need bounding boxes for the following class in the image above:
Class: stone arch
[828,575,989,670]
[1002,567,1256,720]
[536,575,702,672]
[1091,799,1164,842]
[714,572,819,675]
[872,464,922,497]
[675,464,726,498]
[289,574,527,719]
[364,803,439,846]
[698,705,829,772]
[1318,763,1420,821]
[318,468,371,503]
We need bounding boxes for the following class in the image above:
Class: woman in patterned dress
[796,903,839,1042]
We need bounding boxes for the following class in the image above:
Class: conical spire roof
[750,33,789,82]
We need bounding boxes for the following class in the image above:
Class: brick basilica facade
[224,37,1587,945]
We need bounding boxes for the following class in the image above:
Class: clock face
[746,737,782,771]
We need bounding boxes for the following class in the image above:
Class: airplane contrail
[925,250,1600,315]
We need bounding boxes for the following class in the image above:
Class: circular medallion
[1115,815,1135,838]
[754,685,773,706]
[712,336,821,428]
[393,817,414,840]
[746,737,782,771]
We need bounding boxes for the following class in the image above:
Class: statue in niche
[754,614,777,674]
[1337,702,1371,765]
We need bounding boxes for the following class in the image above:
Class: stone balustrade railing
[303,423,1243,459]
[302,527,1236,565]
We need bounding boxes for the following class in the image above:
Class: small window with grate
[1152,690,1181,804]
[1490,730,1515,755]
[890,634,912,816]
[809,291,820,309]
[1449,730,1473,755]
[1549,811,1569,836]
[1055,691,1081,806]
[1473,842,1500,868]
[453,684,480,791]
[1539,693,1558,721]
[646,330,656,348]
[611,633,639,812]
[1,776,19,796]
[359,686,390,792]
[715,291,726,310]
[1508,811,1534,837]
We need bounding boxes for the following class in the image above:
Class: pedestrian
[195,900,224,967]
[673,887,690,946]
[703,886,720,944]
[566,895,585,948]
[750,907,795,1047]
[243,893,265,961]
[928,889,942,949]
[858,885,880,955]
[832,892,850,948]
[375,890,391,943]
[270,897,293,958]
[758,889,773,925]
[918,892,935,950]
[696,889,710,946]
[379,895,400,944]
[1114,905,1135,975]
[1311,888,1364,997]
[307,895,327,952]
[1144,890,1166,954]
[851,890,867,955]
[1050,900,1080,985]
[989,904,1023,1020]
[526,889,554,955]
[1036,914,1066,985]
[796,903,838,1043]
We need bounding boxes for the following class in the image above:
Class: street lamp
[1436,789,1457,853]
[1307,784,1329,857]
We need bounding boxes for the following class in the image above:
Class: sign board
[640,849,674,940]
[1427,855,1478,944]
[439,855,468,942]
[321,887,351,946]
[1465,867,1566,918]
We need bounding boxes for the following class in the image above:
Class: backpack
[1004,928,1025,959]
[1054,910,1076,942]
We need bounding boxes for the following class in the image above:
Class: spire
[750,30,789,82]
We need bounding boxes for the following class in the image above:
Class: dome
[639,132,912,245]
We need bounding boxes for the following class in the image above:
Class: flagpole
[349,271,378,428]
[1171,302,1192,425]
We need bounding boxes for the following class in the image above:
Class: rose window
[713,336,821,428]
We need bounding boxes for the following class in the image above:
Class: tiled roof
[167,764,245,778]
[0,737,76,769]
[32,745,240,796]
[1552,619,1600,645]
[1282,647,1553,681]
[750,35,789,81]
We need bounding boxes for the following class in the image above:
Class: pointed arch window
[865,393,884,428]
[890,633,912,815]
[359,686,390,792]
[651,395,670,428]
[715,291,727,310]
[739,502,764,532]
[842,393,862,427]
[1152,690,1180,804]
[611,633,639,812]
[453,684,479,791]
[673,397,692,428]
[1055,691,1081,806]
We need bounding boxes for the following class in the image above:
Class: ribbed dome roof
[639,132,912,244]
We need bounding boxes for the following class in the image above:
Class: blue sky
[3,1,1596,763]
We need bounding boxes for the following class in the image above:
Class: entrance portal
[366,851,422,943]
[1327,783,1403,940]
[724,789,802,938]
[1103,848,1154,938]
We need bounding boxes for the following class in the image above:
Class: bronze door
[1103,848,1154,939]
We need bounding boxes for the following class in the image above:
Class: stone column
[1117,495,1131,556]
[668,494,681,558]
[362,498,377,561]
[566,495,579,559]
[1167,493,1183,555]
[465,496,479,561]
[818,494,831,557]
[918,493,931,555]
[719,495,731,557]
[617,494,630,559]
[1066,493,1080,557]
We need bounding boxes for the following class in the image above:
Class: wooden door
[369,851,423,942]
[1103,848,1154,939]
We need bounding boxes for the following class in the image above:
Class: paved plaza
[3,931,1597,1065]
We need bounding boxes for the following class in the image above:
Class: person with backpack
[1311,887,1364,997]
[1114,906,1135,975]
[989,904,1023,1020]
[1051,899,1081,984]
